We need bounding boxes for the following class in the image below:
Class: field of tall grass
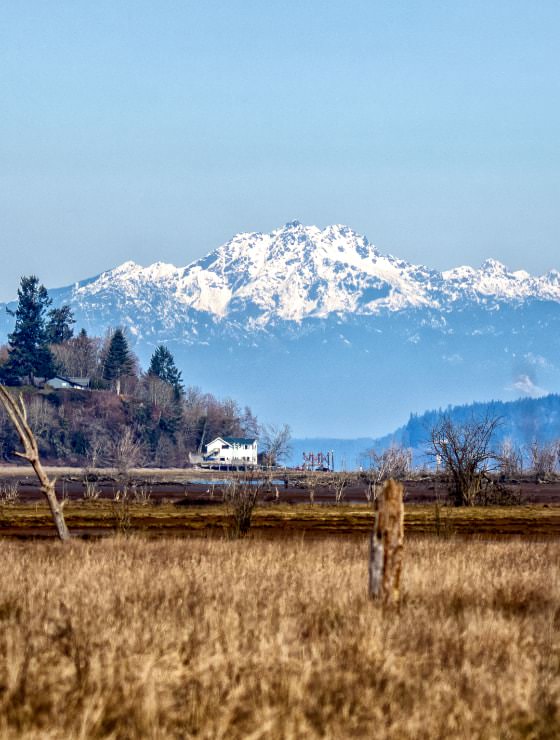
[0,535,559,738]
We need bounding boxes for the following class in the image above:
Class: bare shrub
[329,471,355,504]
[111,487,132,533]
[0,480,20,504]
[475,478,523,506]
[223,475,261,537]
[428,414,501,506]
[262,470,280,501]
[302,472,320,504]
[82,479,101,500]
[110,427,145,478]
[131,482,152,505]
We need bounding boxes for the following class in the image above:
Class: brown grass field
[0,535,559,738]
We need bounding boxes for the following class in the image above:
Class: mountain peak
[481,258,507,273]
[50,223,560,326]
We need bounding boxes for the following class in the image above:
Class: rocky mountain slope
[2,222,559,436]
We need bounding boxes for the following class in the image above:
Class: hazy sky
[1,1,559,301]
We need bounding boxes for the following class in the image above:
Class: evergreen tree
[148,345,184,396]
[102,329,133,394]
[0,276,56,385]
[46,305,75,344]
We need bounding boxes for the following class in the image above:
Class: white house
[204,436,258,467]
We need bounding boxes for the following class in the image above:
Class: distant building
[45,375,91,390]
[204,436,258,467]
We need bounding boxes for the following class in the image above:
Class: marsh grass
[0,536,559,737]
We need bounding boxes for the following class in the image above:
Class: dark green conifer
[46,305,75,344]
[1,275,56,385]
[148,345,184,396]
[102,329,133,394]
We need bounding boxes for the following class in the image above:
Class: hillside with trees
[0,276,260,466]
[371,394,560,468]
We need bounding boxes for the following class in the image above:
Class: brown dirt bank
[0,501,559,539]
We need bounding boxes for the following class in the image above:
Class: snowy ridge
[1,222,559,436]
[68,222,560,327]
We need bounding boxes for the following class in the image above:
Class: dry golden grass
[0,536,559,738]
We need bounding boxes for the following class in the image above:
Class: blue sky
[1,1,559,301]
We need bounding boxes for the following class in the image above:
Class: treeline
[398,395,560,450]
[0,276,260,466]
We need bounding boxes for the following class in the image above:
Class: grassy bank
[1,501,560,537]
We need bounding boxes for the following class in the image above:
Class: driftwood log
[0,385,70,541]
[369,479,404,604]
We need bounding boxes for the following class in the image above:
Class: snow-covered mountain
[2,222,560,437]
[46,221,560,333]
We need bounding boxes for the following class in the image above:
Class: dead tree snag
[369,479,404,605]
[0,386,70,541]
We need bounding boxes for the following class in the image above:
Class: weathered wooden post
[0,386,70,541]
[369,479,404,604]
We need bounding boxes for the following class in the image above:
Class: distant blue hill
[291,394,560,470]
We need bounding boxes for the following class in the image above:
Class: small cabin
[204,436,258,467]
[45,375,91,390]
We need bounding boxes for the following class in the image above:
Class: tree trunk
[368,479,404,605]
[42,477,70,541]
[0,386,71,542]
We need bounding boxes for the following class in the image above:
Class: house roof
[207,436,257,447]
[223,436,257,445]
[47,375,90,387]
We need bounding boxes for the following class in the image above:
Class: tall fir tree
[46,305,75,344]
[102,328,133,394]
[1,276,56,385]
[148,344,184,397]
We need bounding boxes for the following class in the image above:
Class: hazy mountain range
[1,221,559,437]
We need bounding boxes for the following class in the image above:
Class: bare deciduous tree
[361,445,412,503]
[260,424,292,467]
[497,438,523,478]
[0,386,70,540]
[428,414,501,506]
[50,332,101,378]
[528,440,559,478]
